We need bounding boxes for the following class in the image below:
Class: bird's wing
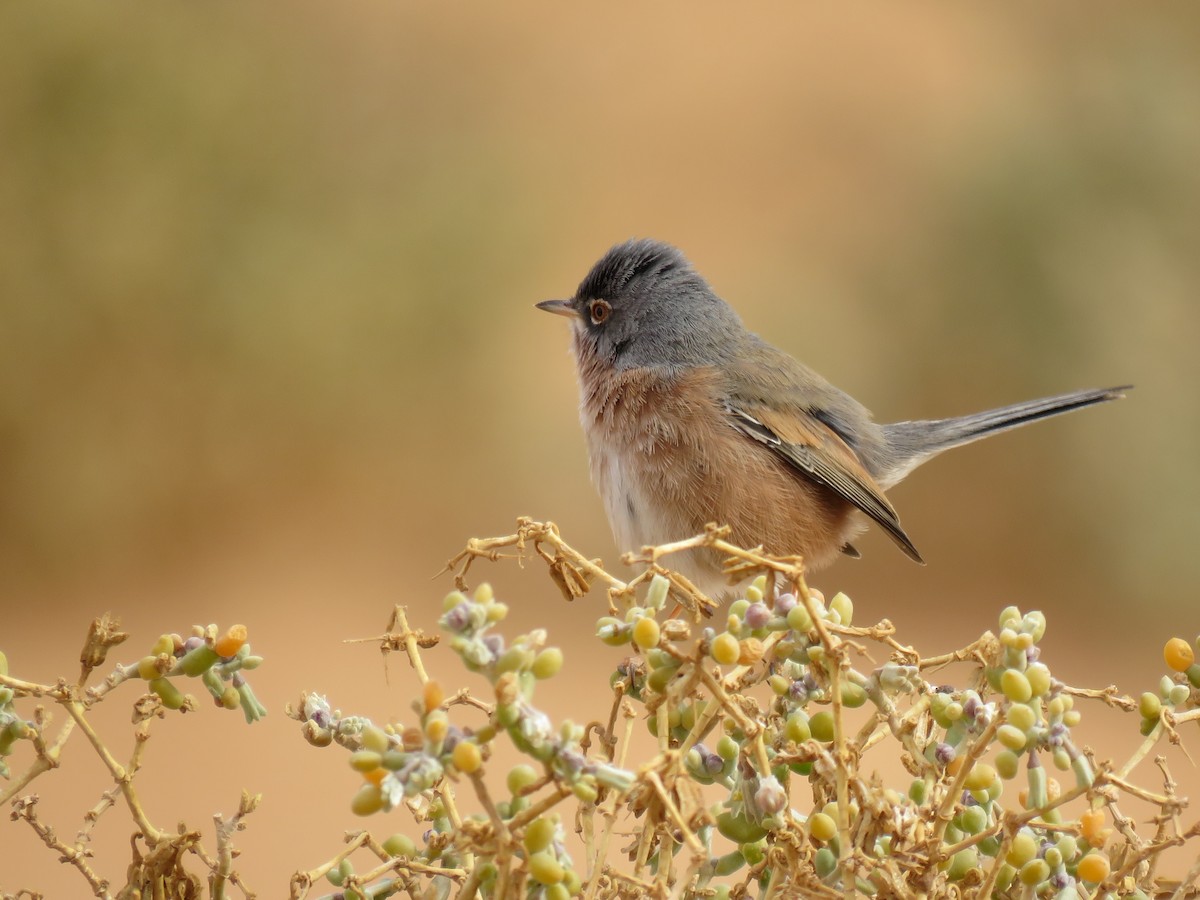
[726,403,924,564]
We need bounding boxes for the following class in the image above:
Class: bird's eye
[588,299,611,325]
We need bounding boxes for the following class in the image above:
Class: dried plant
[0,616,266,899]
[6,519,1200,899]
[288,519,1200,899]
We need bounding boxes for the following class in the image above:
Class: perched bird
[538,238,1128,593]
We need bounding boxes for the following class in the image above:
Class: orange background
[2,3,1199,893]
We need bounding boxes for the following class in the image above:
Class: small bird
[538,238,1128,593]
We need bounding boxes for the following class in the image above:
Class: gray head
[537,239,744,371]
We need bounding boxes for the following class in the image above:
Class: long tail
[878,385,1131,487]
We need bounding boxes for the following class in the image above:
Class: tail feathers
[879,385,1130,486]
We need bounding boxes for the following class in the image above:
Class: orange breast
[578,363,861,578]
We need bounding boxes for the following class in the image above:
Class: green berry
[960,805,988,834]
[646,664,680,694]
[814,847,837,877]
[786,605,813,633]
[149,677,186,710]
[1139,692,1162,720]
[382,834,415,858]
[840,682,867,708]
[908,779,927,804]
[995,749,1020,781]
[645,574,670,609]
[1023,611,1047,643]
[715,812,767,843]
[327,858,353,886]
[785,713,811,744]
[946,847,978,881]
[809,711,835,743]
[596,617,630,646]
[716,735,740,761]
[829,592,853,626]
[998,606,1022,630]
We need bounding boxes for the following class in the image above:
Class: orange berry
[363,767,387,786]
[1164,637,1195,673]
[424,680,445,714]
[1076,851,1110,883]
[214,624,247,658]
[1080,808,1106,845]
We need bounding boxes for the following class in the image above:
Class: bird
[537,238,1128,594]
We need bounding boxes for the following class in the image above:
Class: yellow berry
[424,711,448,743]
[710,632,740,666]
[350,750,383,772]
[632,617,661,650]
[964,763,996,792]
[997,724,1027,752]
[1000,669,1033,703]
[1165,637,1195,673]
[528,851,564,885]
[350,783,384,816]
[1025,662,1052,697]
[137,655,161,680]
[151,634,174,656]
[452,741,482,774]
[531,647,564,680]
[1006,703,1037,732]
[524,817,556,854]
[362,724,389,753]
[808,812,837,841]
[1019,859,1049,886]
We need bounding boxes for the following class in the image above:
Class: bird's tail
[878,385,1130,487]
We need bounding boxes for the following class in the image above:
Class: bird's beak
[535,298,580,319]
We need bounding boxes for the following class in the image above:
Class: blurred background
[2,2,1198,893]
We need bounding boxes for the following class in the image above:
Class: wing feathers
[727,405,924,564]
